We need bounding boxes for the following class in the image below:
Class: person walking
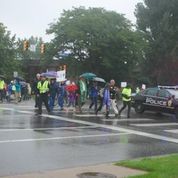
[119,84,132,118]
[95,86,104,115]
[0,77,5,102]
[58,81,66,111]
[109,79,119,117]
[66,81,78,107]
[103,83,111,119]
[89,81,98,112]
[37,75,51,114]
[14,80,22,103]
[32,73,41,108]
[49,78,58,111]
[75,76,87,113]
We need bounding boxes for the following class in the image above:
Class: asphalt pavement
[0,100,178,177]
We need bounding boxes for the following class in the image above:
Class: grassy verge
[116,154,178,178]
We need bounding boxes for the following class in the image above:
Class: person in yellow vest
[0,78,5,102]
[119,84,132,118]
[37,75,51,114]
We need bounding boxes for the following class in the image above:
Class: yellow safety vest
[37,80,49,94]
[0,80,5,90]
[122,88,132,101]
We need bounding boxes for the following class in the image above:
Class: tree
[135,0,178,85]
[0,23,21,79]
[47,7,147,84]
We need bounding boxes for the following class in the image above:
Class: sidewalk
[2,163,146,178]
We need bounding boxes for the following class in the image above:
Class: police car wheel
[135,103,144,114]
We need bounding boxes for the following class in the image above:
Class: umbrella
[19,81,27,87]
[93,77,106,83]
[80,72,96,80]
[14,76,25,81]
[41,71,57,78]
[66,84,78,92]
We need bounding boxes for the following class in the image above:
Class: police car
[132,86,178,118]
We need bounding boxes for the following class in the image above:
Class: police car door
[157,89,172,113]
[144,88,159,111]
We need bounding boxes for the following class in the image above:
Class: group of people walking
[32,73,132,118]
[0,74,133,118]
[0,77,31,103]
[32,73,89,114]
[94,79,132,118]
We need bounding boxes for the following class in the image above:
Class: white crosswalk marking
[102,118,153,122]
[0,126,97,132]
[0,132,131,144]
[164,129,178,134]
[131,123,178,127]
[74,114,115,117]
[2,106,178,144]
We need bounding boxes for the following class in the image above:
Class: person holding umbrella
[89,81,98,112]
[66,81,78,107]
[75,76,87,113]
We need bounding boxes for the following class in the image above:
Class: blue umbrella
[80,72,96,80]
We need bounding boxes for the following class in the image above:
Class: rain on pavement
[0,100,178,176]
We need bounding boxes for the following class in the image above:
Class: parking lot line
[0,132,130,144]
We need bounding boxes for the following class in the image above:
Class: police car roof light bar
[158,85,178,90]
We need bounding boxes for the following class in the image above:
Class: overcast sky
[0,0,143,42]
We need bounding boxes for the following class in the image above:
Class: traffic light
[23,40,29,51]
[40,43,45,54]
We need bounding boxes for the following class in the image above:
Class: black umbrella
[14,76,25,81]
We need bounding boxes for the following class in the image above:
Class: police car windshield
[167,89,178,98]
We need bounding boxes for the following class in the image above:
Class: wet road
[0,100,178,176]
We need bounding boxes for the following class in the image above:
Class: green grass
[116,154,178,178]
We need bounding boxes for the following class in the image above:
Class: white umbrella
[93,77,106,83]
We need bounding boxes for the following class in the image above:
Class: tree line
[0,0,178,85]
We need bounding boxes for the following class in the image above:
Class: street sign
[13,71,18,77]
